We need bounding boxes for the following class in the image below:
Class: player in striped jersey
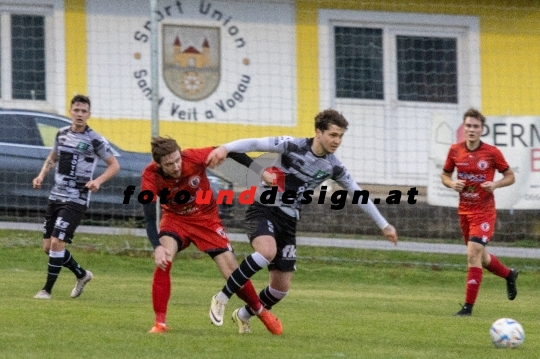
[32,95,120,300]
[206,109,398,333]
[441,108,517,316]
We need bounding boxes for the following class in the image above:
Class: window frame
[318,9,480,110]
[0,2,59,110]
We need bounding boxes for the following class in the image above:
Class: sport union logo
[162,25,221,101]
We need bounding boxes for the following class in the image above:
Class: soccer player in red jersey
[441,108,518,316]
[143,137,282,334]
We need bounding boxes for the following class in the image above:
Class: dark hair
[314,109,349,132]
[71,94,91,109]
[151,136,181,164]
[463,108,485,126]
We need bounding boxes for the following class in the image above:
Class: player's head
[463,108,485,126]
[313,109,348,155]
[69,94,91,131]
[151,136,182,178]
[462,108,485,143]
[315,109,349,132]
[71,94,91,110]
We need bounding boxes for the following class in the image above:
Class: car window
[33,116,70,147]
[32,115,121,156]
[36,123,59,147]
[0,114,43,146]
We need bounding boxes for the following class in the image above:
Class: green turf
[0,229,538,358]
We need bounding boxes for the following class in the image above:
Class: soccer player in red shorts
[441,108,518,316]
[142,137,281,334]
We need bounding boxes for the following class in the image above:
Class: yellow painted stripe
[64,0,87,114]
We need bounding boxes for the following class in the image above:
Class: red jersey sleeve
[443,145,457,173]
[141,162,158,203]
[493,147,510,173]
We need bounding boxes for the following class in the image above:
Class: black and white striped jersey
[49,126,114,206]
[224,136,388,229]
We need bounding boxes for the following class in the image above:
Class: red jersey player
[142,137,282,334]
[441,108,517,316]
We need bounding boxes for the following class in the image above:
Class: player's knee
[42,244,51,254]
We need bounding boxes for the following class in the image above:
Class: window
[34,116,66,147]
[0,114,43,145]
[396,36,457,103]
[334,27,383,100]
[319,10,480,186]
[11,15,46,100]
[0,4,54,105]
[333,27,458,104]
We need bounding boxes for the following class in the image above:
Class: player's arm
[142,203,161,249]
[226,152,253,168]
[140,166,162,250]
[441,170,465,192]
[144,204,171,269]
[206,137,290,168]
[340,177,398,245]
[33,150,57,189]
[480,168,515,193]
[85,155,120,193]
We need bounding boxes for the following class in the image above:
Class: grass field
[0,229,539,359]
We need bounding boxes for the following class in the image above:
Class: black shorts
[43,200,87,244]
[244,202,297,272]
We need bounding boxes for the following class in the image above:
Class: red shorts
[459,211,496,245]
[159,212,232,253]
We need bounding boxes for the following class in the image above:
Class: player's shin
[152,261,172,324]
[236,280,262,313]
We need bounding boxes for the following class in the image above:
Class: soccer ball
[490,318,524,348]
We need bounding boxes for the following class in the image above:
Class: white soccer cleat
[71,270,93,298]
[232,308,251,334]
[33,290,51,299]
[209,295,226,326]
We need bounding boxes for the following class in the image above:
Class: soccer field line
[290,255,540,271]
[1,221,540,261]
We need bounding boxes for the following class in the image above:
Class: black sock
[63,249,86,279]
[258,286,282,310]
[222,254,263,298]
[43,256,64,293]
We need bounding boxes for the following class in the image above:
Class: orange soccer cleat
[257,308,283,335]
[148,322,170,333]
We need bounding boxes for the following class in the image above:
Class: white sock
[238,307,252,321]
[251,251,270,268]
[215,291,229,303]
[268,286,288,299]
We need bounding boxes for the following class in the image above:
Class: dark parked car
[0,109,234,219]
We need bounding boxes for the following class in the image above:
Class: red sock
[236,280,262,312]
[485,254,511,278]
[465,267,483,305]
[152,261,172,323]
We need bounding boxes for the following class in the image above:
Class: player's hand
[85,180,101,193]
[32,176,44,189]
[453,179,466,192]
[154,245,171,270]
[480,181,496,193]
[206,146,228,168]
[382,224,398,245]
[261,170,275,186]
